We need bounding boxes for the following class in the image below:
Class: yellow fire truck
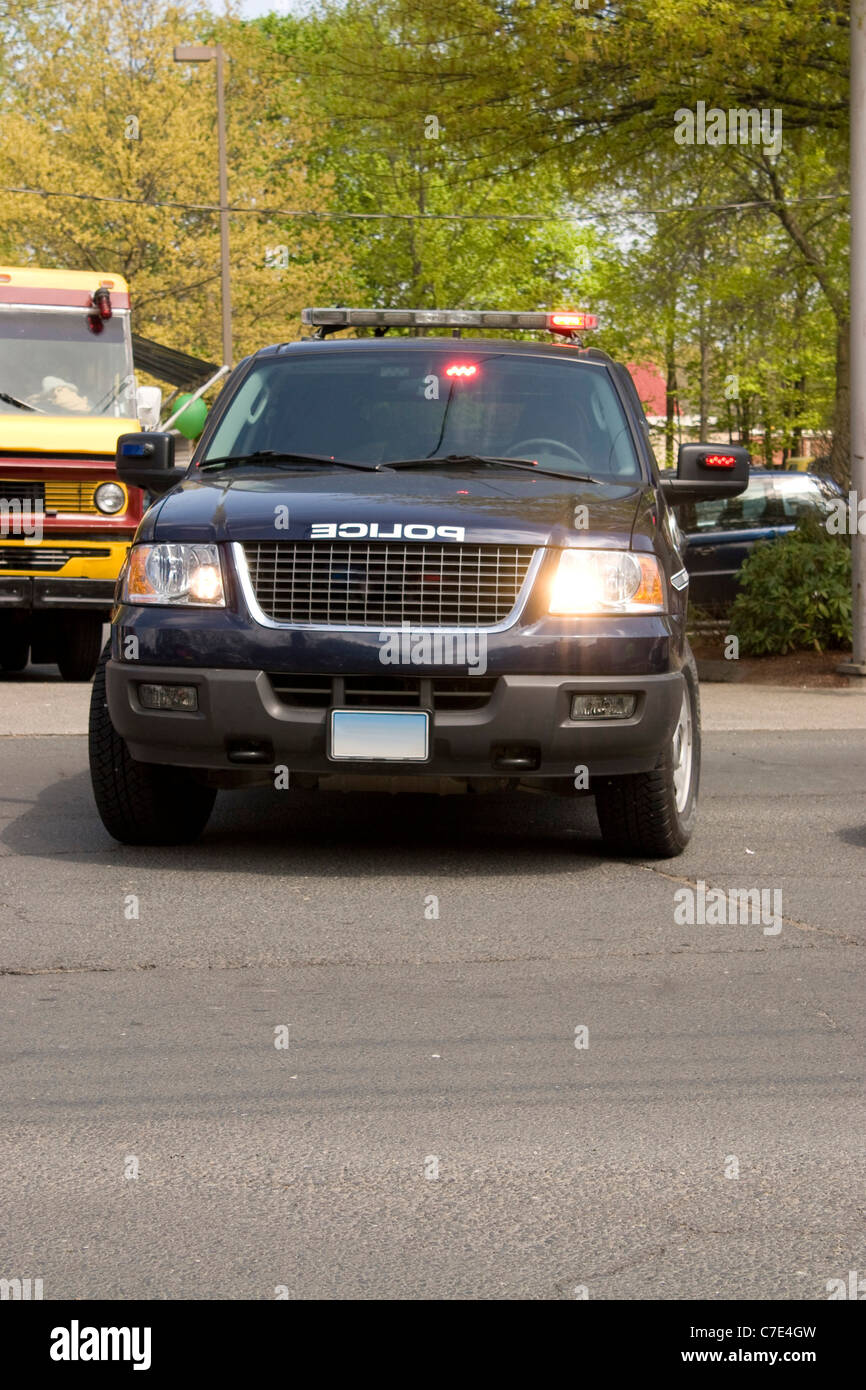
[0,267,157,679]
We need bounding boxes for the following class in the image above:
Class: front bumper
[105,661,685,779]
[0,576,117,612]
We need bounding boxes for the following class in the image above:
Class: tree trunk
[792,374,806,456]
[665,332,677,469]
[828,320,850,485]
[699,302,710,437]
[762,402,772,468]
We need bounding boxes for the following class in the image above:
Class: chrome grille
[243,542,536,627]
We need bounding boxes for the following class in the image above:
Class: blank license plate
[329,709,430,762]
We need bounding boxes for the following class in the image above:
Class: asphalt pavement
[0,667,863,1299]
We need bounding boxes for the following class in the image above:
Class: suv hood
[147,463,653,551]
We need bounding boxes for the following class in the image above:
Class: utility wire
[0,184,849,221]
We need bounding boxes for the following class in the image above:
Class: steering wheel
[506,437,592,472]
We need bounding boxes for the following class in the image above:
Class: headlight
[94,481,126,514]
[123,543,225,606]
[548,548,665,614]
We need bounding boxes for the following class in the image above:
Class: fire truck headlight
[94,482,126,514]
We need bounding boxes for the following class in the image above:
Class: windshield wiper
[381,453,602,484]
[0,388,43,414]
[199,450,381,473]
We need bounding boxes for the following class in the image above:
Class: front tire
[594,651,701,858]
[89,648,216,845]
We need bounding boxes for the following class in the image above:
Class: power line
[0,184,850,222]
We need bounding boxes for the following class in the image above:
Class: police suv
[90,307,748,857]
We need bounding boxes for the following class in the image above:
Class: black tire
[89,648,216,845]
[594,649,701,858]
[0,635,29,671]
[56,614,104,682]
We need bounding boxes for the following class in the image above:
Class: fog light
[138,683,198,711]
[571,693,636,719]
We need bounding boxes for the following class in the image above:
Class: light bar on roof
[301,307,598,334]
[548,311,598,333]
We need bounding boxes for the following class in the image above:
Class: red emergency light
[445,363,478,378]
[548,312,598,334]
[87,286,112,335]
[702,453,737,468]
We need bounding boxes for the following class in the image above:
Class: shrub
[728,517,852,655]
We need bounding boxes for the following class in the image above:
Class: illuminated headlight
[548,549,665,614]
[123,543,225,606]
[94,481,126,514]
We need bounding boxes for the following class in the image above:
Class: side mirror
[115,432,184,495]
[659,444,750,502]
[136,384,163,431]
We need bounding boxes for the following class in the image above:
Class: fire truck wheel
[0,633,30,671]
[56,614,104,682]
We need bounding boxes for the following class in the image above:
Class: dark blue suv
[89,308,748,857]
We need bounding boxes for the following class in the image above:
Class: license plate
[329,709,430,762]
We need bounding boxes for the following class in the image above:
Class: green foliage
[729,517,852,655]
[258,8,598,318]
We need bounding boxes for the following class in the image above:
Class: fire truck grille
[0,546,111,572]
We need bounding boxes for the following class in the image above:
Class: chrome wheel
[672,684,694,814]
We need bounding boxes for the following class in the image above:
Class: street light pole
[842,1,866,675]
[214,46,232,370]
[173,44,233,369]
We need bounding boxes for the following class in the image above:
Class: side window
[690,479,775,532]
[778,478,833,520]
[206,368,270,457]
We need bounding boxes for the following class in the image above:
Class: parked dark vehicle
[89,307,748,857]
[674,468,843,612]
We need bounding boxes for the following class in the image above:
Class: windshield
[0,308,135,417]
[203,349,642,480]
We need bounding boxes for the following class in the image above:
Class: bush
[729,517,852,655]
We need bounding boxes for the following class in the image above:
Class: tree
[256,6,599,321]
[295,0,849,475]
[0,0,356,360]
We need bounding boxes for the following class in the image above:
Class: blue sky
[217,0,315,17]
